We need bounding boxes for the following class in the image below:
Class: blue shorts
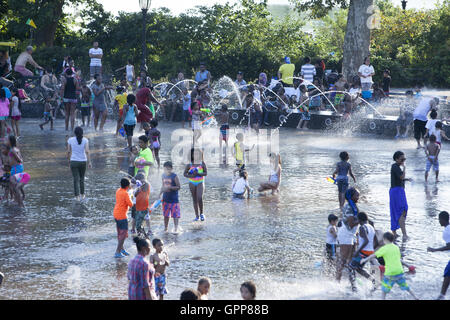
[444,260,450,277]
[426,158,439,172]
[11,164,24,175]
[155,273,168,296]
[381,273,409,293]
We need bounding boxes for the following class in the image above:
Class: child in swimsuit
[146,119,161,169]
[150,238,170,300]
[184,148,207,222]
[232,133,254,175]
[191,102,203,145]
[39,96,55,131]
[217,105,229,164]
[332,151,356,210]
[160,161,181,233]
[10,171,30,207]
[7,136,23,175]
[258,153,281,195]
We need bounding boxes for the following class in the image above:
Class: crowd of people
[0,42,449,301]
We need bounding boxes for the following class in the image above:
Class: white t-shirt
[11,96,21,116]
[126,64,133,77]
[426,119,438,131]
[413,97,434,121]
[68,137,88,162]
[233,177,249,194]
[89,48,103,66]
[326,225,337,245]
[358,64,375,84]
[443,225,450,244]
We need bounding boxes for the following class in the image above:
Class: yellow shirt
[278,63,295,85]
[115,93,128,111]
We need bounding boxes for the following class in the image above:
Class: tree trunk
[34,0,65,47]
[342,0,374,82]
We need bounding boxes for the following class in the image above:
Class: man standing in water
[413,97,439,149]
[427,211,450,300]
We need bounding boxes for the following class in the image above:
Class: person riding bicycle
[13,46,43,77]
[40,69,58,100]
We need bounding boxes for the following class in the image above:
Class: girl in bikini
[184,148,207,222]
[7,135,23,175]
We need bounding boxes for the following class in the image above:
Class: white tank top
[126,64,133,77]
[358,224,375,252]
[326,225,337,244]
[68,137,88,162]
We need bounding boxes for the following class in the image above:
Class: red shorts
[11,116,21,121]
[119,109,123,118]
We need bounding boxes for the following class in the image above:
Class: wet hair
[405,90,414,96]
[8,135,17,148]
[436,121,443,129]
[126,94,136,105]
[439,211,449,223]
[198,277,211,287]
[328,214,338,223]
[191,101,199,109]
[339,151,349,161]
[163,161,173,169]
[120,178,130,188]
[239,170,248,180]
[180,289,201,300]
[430,110,438,119]
[383,231,395,242]
[393,151,404,161]
[429,134,437,142]
[357,211,368,223]
[138,135,149,144]
[150,119,158,128]
[152,238,162,247]
[221,104,228,112]
[74,126,83,145]
[240,281,256,299]
[304,57,311,64]
[133,236,149,252]
[190,148,204,163]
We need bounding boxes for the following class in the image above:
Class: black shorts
[414,119,427,140]
[131,205,136,219]
[81,107,91,117]
[124,124,135,137]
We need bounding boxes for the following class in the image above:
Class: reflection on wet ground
[0,119,449,300]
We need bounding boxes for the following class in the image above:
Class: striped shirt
[301,63,316,83]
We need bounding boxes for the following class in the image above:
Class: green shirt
[278,63,295,85]
[375,243,403,276]
[135,147,154,177]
